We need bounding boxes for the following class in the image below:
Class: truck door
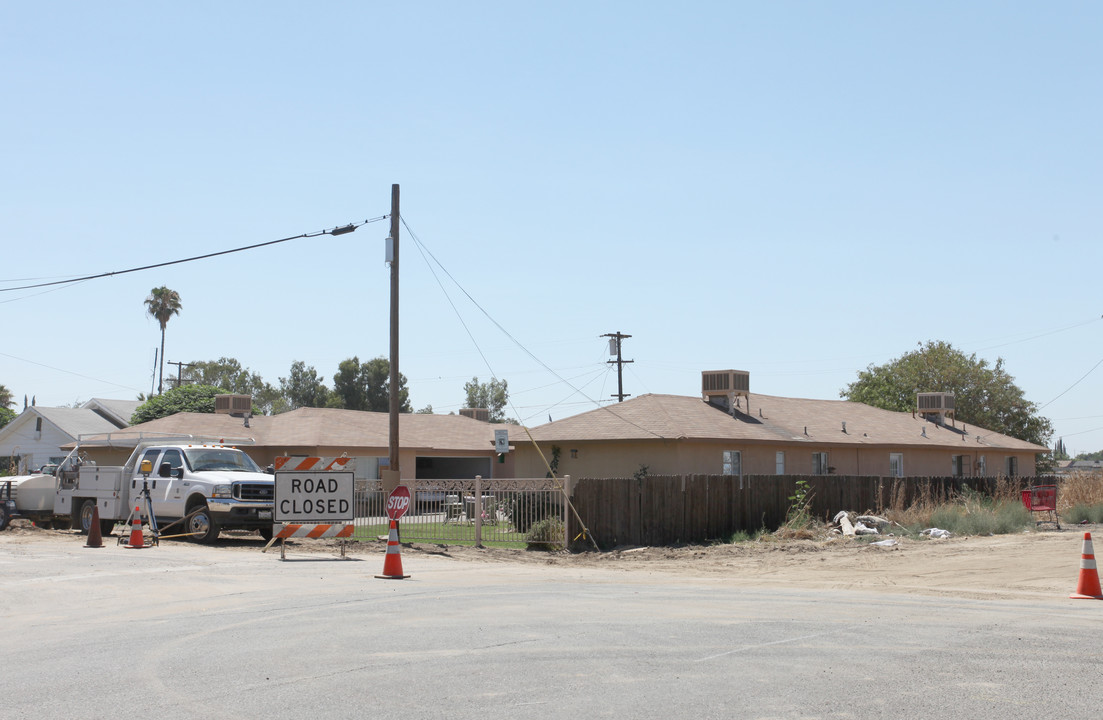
[132,448,164,518]
[150,449,186,520]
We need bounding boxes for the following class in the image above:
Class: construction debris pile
[832,511,890,536]
[831,511,952,540]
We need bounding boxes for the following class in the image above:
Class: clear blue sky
[3,2,1101,454]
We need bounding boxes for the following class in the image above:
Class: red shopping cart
[1020,485,1060,529]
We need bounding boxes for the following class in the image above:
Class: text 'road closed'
[274,471,355,523]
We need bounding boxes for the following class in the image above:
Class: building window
[889,453,903,478]
[36,418,43,432]
[812,452,829,475]
[951,455,965,478]
[977,455,986,477]
[723,450,742,477]
[1006,456,1018,477]
[775,451,785,475]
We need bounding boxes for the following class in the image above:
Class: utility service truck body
[1,435,274,542]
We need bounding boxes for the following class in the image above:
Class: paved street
[2,536,1102,719]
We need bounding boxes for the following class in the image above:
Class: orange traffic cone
[1070,532,1103,600]
[125,506,146,550]
[375,519,409,579]
[84,505,104,548]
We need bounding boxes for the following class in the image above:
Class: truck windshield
[183,448,262,473]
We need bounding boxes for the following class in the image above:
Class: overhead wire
[0,215,388,293]
[404,217,612,548]
[1039,355,1103,410]
[1,214,388,397]
[0,350,143,393]
[402,217,662,438]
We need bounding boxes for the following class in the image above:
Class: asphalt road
[2,536,1102,719]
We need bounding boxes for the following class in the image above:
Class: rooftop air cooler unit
[214,394,253,415]
[459,408,490,422]
[702,370,750,415]
[917,392,955,425]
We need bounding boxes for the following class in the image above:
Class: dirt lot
[3,519,1099,602]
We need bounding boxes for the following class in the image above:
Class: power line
[0,216,387,293]
[403,217,664,438]
[1040,355,1103,410]
[0,350,143,393]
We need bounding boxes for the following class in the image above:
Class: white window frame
[951,455,965,478]
[775,451,785,475]
[812,452,829,475]
[889,453,903,478]
[977,455,986,477]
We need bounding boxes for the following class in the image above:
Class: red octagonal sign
[386,485,411,520]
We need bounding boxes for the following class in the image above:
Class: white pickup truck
[1,436,275,543]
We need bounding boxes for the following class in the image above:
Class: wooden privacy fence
[568,474,1057,548]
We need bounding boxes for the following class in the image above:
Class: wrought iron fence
[352,475,569,548]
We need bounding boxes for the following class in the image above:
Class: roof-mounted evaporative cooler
[702,370,750,415]
[917,392,955,426]
[214,394,253,416]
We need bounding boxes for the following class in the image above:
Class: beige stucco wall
[78,445,508,480]
[513,439,1038,478]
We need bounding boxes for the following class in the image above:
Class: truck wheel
[185,504,219,544]
[258,526,273,541]
[77,500,97,535]
[100,518,116,537]
[0,506,9,531]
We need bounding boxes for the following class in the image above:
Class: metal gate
[352,476,570,548]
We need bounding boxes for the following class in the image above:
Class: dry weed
[1057,471,1103,511]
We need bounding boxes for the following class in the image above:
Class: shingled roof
[80,407,500,452]
[524,393,1047,452]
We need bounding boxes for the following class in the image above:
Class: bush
[507,492,561,535]
[525,517,565,551]
[726,528,767,544]
[1066,503,1103,524]
[926,500,1031,536]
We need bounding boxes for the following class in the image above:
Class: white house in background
[0,398,141,473]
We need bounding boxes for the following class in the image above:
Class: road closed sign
[274,471,354,524]
[387,485,411,520]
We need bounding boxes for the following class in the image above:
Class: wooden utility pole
[384,183,401,493]
[602,331,633,402]
[167,360,196,388]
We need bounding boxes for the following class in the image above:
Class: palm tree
[144,287,182,395]
[0,384,13,409]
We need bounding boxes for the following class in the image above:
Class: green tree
[841,341,1053,450]
[1054,438,1070,461]
[330,356,411,412]
[144,286,182,395]
[182,357,280,414]
[279,360,330,411]
[131,384,225,424]
[0,383,13,409]
[463,376,510,423]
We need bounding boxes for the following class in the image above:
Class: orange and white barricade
[265,455,356,560]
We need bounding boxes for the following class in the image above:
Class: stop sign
[386,485,411,520]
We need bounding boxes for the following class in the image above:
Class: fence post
[475,474,482,548]
[563,474,571,548]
